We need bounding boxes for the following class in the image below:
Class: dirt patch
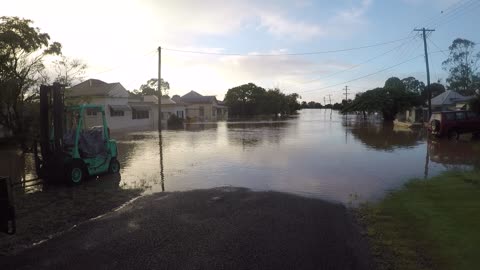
[0,174,141,255]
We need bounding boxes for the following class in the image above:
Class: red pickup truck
[428,111,480,139]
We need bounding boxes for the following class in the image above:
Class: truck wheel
[109,158,120,174]
[448,129,459,140]
[67,161,84,185]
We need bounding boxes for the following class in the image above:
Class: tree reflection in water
[428,139,480,169]
[347,121,425,151]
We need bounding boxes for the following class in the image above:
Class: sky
[3,0,480,103]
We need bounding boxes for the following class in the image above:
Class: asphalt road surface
[0,187,373,270]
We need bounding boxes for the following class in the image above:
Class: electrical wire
[296,36,419,84]
[298,50,447,94]
[427,36,449,58]
[162,37,414,56]
[298,54,424,94]
[427,0,480,29]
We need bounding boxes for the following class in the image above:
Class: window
[132,109,149,119]
[110,109,124,117]
[467,112,479,119]
[212,108,216,117]
[86,109,97,116]
[199,106,204,116]
[445,113,455,121]
[177,110,184,118]
[455,112,466,120]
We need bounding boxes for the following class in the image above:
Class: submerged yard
[358,170,480,270]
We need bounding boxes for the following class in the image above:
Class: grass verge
[357,170,480,270]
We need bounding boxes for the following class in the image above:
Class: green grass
[358,170,480,270]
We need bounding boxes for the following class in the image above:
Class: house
[404,106,428,123]
[67,79,185,131]
[431,90,474,111]
[398,90,474,124]
[132,95,186,124]
[172,91,228,121]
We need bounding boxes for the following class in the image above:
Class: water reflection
[2,109,480,204]
[158,131,165,192]
[348,121,424,151]
[226,121,290,149]
[428,139,480,168]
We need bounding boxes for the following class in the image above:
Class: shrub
[167,114,184,129]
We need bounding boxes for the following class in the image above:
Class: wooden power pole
[414,28,435,118]
[158,46,162,131]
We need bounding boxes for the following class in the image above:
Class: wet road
[0,188,373,270]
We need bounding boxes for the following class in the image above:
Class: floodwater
[2,109,480,204]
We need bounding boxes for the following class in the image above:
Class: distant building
[67,79,185,131]
[172,91,228,121]
[399,90,474,123]
[430,90,474,111]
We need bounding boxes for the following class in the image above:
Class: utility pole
[328,94,332,120]
[414,27,435,118]
[158,46,162,131]
[343,85,349,102]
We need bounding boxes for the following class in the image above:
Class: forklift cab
[36,84,120,184]
[63,105,119,183]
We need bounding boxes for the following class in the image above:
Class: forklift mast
[39,83,64,159]
[37,83,66,181]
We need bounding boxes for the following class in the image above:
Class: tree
[0,16,61,139]
[285,93,300,114]
[52,55,87,86]
[132,78,170,97]
[422,82,446,102]
[224,83,300,117]
[343,77,419,122]
[442,38,480,95]
[401,77,425,95]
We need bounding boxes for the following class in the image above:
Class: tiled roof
[180,91,217,104]
[431,90,473,106]
[66,79,127,97]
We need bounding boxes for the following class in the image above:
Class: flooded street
[98,109,478,203]
[2,109,480,204]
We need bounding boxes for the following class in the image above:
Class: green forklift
[35,83,120,184]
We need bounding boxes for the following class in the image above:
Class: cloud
[333,0,373,24]
[3,0,376,101]
[258,13,326,41]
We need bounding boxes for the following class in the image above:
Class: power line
[299,54,424,94]
[162,37,413,56]
[427,0,480,29]
[427,36,449,58]
[297,36,419,84]
[419,0,473,28]
[88,49,157,76]
[299,49,447,95]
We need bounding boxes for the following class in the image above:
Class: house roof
[142,95,178,105]
[431,90,473,106]
[67,79,128,98]
[109,105,131,111]
[180,90,217,104]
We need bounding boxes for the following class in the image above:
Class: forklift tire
[109,158,120,174]
[67,161,85,185]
